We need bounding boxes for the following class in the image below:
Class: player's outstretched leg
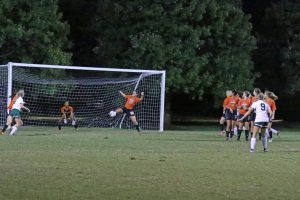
[130,116,141,133]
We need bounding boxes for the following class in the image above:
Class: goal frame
[5,62,166,132]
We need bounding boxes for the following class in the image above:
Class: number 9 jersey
[250,100,270,122]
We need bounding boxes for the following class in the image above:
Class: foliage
[94,0,256,104]
[253,0,300,94]
[0,0,71,65]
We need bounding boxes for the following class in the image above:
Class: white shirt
[12,97,24,111]
[251,100,270,122]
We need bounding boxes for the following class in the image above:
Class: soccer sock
[58,124,61,130]
[262,136,268,149]
[220,124,224,131]
[245,130,249,140]
[226,131,229,138]
[237,130,242,140]
[135,124,140,132]
[233,127,238,135]
[271,128,278,135]
[10,126,18,136]
[1,125,8,133]
[250,138,256,150]
[7,125,12,131]
[230,131,234,138]
[259,133,262,140]
[74,124,78,129]
[269,130,273,139]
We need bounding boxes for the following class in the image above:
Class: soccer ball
[109,111,116,117]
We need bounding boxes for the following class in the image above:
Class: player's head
[226,90,232,97]
[132,91,137,97]
[266,91,278,101]
[17,89,25,97]
[257,93,265,100]
[243,91,251,99]
[64,101,69,106]
[253,88,261,96]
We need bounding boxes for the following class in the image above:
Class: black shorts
[238,114,250,122]
[225,109,237,121]
[122,107,135,116]
[254,122,268,128]
[250,112,256,121]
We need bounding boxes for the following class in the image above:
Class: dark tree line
[1,0,299,121]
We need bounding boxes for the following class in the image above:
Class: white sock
[10,126,18,136]
[7,125,12,131]
[271,128,278,134]
[72,120,76,126]
[262,136,268,149]
[234,127,238,136]
[265,129,270,138]
[64,119,67,124]
[250,138,256,150]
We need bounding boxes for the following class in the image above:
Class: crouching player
[239,93,272,153]
[109,91,144,133]
[1,90,29,136]
[58,101,78,130]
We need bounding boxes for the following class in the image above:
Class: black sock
[250,132,253,137]
[259,133,262,140]
[237,130,242,140]
[58,124,61,130]
[2,125,8,132]
[74,125,78,129]
[226,131,229,138]
[230,131,234,138]
[245,130,249,140]
[269,130,273,139]
[135,124,140,132]
[220,124,224,131]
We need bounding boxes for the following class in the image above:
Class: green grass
[0,127,300,200]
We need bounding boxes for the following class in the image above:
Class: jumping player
[58,101,78,130]
[239,93,272,153]
[110,91,144,133]
[1,89,30,136]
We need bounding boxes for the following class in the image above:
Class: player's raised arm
[119,91,126,98]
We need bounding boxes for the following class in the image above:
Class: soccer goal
[0,62,166,131]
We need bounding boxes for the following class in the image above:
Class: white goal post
[0,62,166,132]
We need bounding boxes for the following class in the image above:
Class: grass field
[0,127,300,200]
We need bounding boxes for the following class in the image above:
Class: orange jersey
[238,99,251,115]
[60,105,74,114]
[7,95,18,110]
[265,98,277,111]
[224,96,238,110]
[124,95,141,110]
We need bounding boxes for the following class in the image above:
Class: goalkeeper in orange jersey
[109,91,144,132]
[58,101,78,130]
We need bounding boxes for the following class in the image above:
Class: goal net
[0,63,165,131]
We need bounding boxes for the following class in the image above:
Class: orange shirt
[238,98,251,115]
[124,95,141,110]
[7,95,18,110]
[265,98,277,112]
[61,105,74,114]
[224,96,238,110]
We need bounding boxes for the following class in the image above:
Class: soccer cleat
[250,149,255,153]
[0,131,4,135]
[268,139,272,143]
[264,148,268,152]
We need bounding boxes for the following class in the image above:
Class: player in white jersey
[1,89,30,136]
[239,93,272,153]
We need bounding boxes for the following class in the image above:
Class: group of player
[1,89,144,136]
[220,88,278,152]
